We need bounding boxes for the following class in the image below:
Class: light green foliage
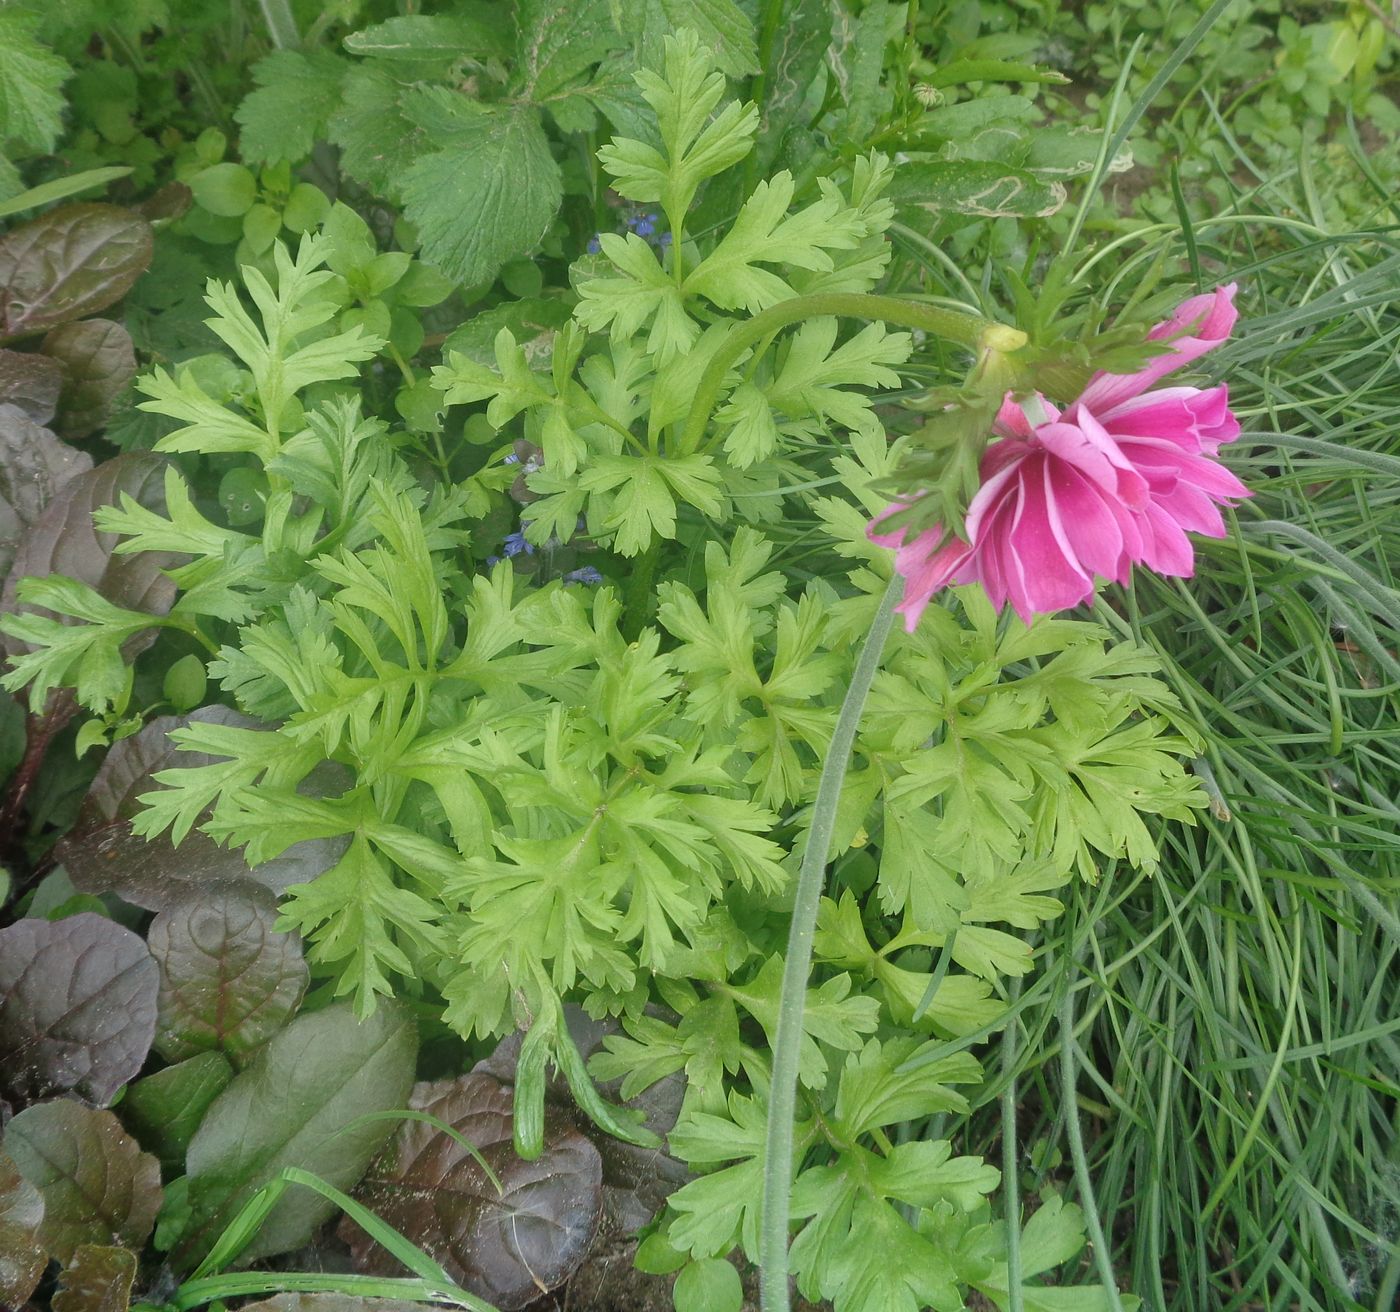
[0,29,1217,1312]
[434,34,909,558]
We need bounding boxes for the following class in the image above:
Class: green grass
[993,201,1400,1312]
[882,10,1400,1306]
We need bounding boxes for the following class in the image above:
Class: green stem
[257,0,300,48]
[679,293,1024,455]
[760,575,903,1312]
[622,537,663,640]
[1058,985,1127,1312]
[1000,976,1025,1312]
[744,0,787,193]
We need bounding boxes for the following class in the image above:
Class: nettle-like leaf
[0,913,158,1108]
[399,97,563,290]
[0,204,153,341]
[0,10,70,173]
[58,708,347,910]
[345,1072,604,1309]
[235,48,347,167]
[0,1150,47,1306]
[175,1001,417,1268]
[3,1101,162,1264]
[148,882,309,1064]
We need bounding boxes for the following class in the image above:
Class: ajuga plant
[0,32,1224,1312]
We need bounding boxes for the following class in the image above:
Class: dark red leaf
[59,708,348,911]
[3,1102,162,1263]
[52,1242,136,1312]
[344,1072,603,1310]
[0,404,93,583]
[40,320,136,439]
[0,913,158,1108]
[0,204,154,342]
[149,883,308,1063]
[0,350,63,424]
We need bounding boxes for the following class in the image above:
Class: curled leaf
[344,1072,603,1309]
[149,883,308,1063]
[0,911,158,1107]
[3,1101,162,1263]
[58,708,348,911]
[0,203,154,341]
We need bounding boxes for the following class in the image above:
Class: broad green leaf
[122,1052,235,1171]
[0,913,157,1107]
[399,97,562,288]
[4,1102,162,1264]
[616,0,758,77]
[328,65,427,198]
[752,0,830,172]
[510,0,624,102]
[176,1000,417,1267]
[344,11,511,66]
[674,1256,743,1312]
[891,159,1068,219]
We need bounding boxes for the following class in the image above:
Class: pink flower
[870,284,1251,631]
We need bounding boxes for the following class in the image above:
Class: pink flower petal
[1079,284,1238,411]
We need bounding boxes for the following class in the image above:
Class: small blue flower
[565,566,604,585]
[486,555,502,567]
[502,453,520,465]
[586,235,602,254]
[634,216,655,237]
[503,531,534,558]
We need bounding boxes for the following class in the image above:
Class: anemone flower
[869,284,1251,631]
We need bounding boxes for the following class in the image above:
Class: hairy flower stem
[678,293,1026,456]
[760,575,903,1312]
